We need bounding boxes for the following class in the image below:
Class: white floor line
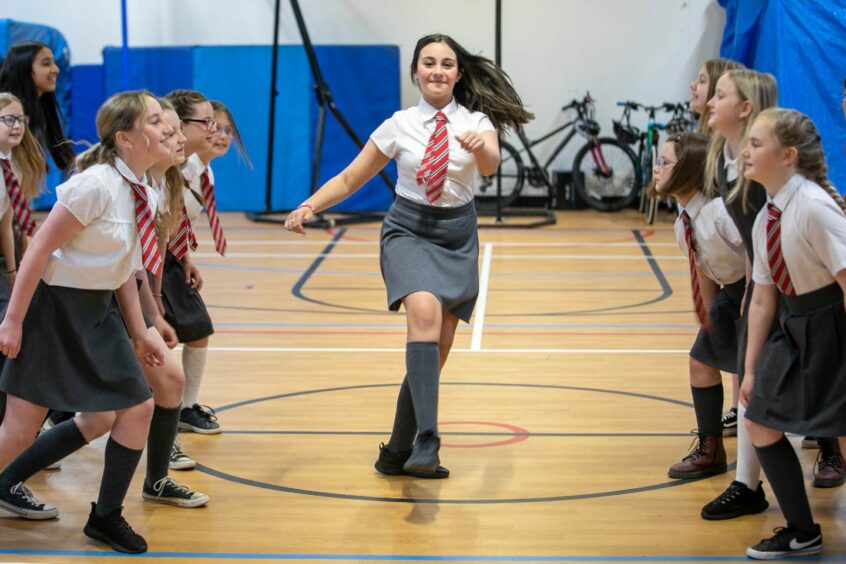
[191,252,686,260]
[471,243,494,351]
[188,346,689,354]
[200,240,679,248]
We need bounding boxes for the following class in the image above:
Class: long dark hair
[410,34,533,133]
[0,41,75,171]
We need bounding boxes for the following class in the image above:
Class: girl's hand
[183,261,203,291]
[133,333,164,367]
[0,319,22,358]
[456,131,486,154]
[739,373,754,409]
[284,206,315,235]
[153,317,179,349]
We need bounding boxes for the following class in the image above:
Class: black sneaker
[83,502,148,554]
[178,404,221,434]
[403,432,440,475]
[721,407,738,437]
[0,481,59,520]
[375,443,449,479]
[169,440,196,470]
[746,524,822,559]
[701,480,769,520]
[142,476,209,508]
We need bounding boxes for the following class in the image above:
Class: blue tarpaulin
[719,0,846,193]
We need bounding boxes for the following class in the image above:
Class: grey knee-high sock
[387,377,416,452]
[145,404,180,487]
[755,435,815,534]
[0,419,87,487]
[405,342,440,436]
[96,437,143,517]
[691,383,723,436]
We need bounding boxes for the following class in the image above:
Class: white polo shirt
[370,97,495,207]
[752,173,846,294]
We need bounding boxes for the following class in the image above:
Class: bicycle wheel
[572,137,639,211]
[475,141,524,212]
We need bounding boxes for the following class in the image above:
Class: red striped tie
[766,203,796,296]
[200,171,226,256]
[681,211,710,329]
[0,158,36,236]
[167,205,198,260]
[416,111,449,203]
[125,176,163,276]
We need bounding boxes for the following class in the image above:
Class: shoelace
[194,404,218,422]
[816,450,844,472]
[171,442,186,457]
[715,483,744,505]
[11,482,42,508]
[682,435,707,461]
[152,476,192,497]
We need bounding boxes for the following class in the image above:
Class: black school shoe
[403,432,441,475]
[701,480,769,520]
[375,443,449,479]
[746,524,822,560]
[83,502,148,554]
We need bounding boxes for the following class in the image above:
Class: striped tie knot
[0,158,37,236]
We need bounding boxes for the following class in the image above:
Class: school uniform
[675,192,746,372]
[0,158,155,413]
[0,150,17,313]
[745,174,846,437]
[371,97,495,322]
[161,154,213,343]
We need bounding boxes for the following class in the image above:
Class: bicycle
[475,92,639,213]
[613,101,692,224]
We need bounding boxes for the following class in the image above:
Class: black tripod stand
[246,0,395,228]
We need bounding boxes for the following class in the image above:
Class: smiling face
[412,41,461,107]
[31,47,59,96]
[689,65,709,115]
[739,117,793,190]
[162,109,187,166]
[0,101,27,154]
[119,96,173,172]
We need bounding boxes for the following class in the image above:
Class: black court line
[224,430,698,438]
[196,382,714,504]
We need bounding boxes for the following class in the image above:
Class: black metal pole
[263,0,281,213]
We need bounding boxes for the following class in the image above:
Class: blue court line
[214,321,699,329]
[1,549,842,561]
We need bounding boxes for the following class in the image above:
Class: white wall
[4,0,724,172]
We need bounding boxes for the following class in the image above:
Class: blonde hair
[704,69,777,206]
[75,90,155,173]
[757,108,846,213]
[696,58,745,135]
[153,97,188,239]
[0,93,46,198]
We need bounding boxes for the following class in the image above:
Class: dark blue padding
[719,0,846,194]
[103,46,195,97]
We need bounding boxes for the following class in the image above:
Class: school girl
[159,89,223,436]
[0,91,169,554]
[739,108,846,559]
[653,132,748,483]
[687,58,744,432]
[284,33,532,475]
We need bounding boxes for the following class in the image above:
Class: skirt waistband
[784,282,842,315]
[392,195,476,219]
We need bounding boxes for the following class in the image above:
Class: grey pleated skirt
[0,281,152,412]
[746,283,846,436]
[380,196,479,323]
[690,279,745,373]
[162,251,214,343]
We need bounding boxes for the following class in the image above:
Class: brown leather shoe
[668,434,727,479]
[813,439,845,488]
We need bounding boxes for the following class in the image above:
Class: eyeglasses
[183,118,218,132]
[0,115,29,129]
[215,125,234,137]
[656,157,676,168]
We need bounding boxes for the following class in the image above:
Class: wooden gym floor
[1,209,844,563]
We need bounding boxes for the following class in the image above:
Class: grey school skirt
[0,281,152,412]
[690,279,745,373]
[745,283,846,437]
[380,196,479,323]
